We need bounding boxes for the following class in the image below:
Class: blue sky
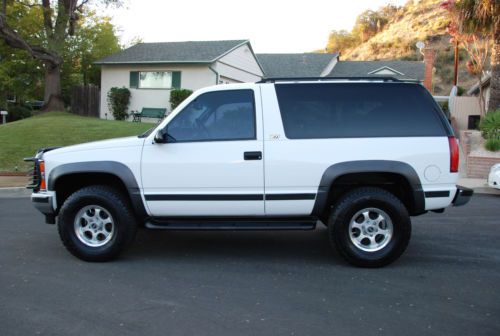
[104,0,408,53]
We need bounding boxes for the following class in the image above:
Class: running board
[145,218,317,230]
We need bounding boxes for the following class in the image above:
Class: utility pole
[453,40,459,86]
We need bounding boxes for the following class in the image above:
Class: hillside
[0,112,152,172]
[333,0,477,95]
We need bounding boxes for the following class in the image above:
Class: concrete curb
[0,187,32,198]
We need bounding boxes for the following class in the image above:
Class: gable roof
[95,40,249,65]
[257,53,339,78]
[328,61,425,81]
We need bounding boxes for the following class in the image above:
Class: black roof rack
[256,76,421,83]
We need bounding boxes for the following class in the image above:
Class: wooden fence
[71,84,100,117]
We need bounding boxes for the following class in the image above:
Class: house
[256,53,339,77]
[327,61,425,81]
[467,73,492,112]
[94,40,264,119]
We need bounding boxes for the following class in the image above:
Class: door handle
[244,151,262,160]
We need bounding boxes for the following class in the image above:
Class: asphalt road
[1,194,499,336]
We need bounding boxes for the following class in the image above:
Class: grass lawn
[0,112,154,173]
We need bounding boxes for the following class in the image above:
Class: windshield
[137,127,155,138]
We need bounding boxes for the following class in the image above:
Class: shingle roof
[257,53,338,78]
[95,40,249,64]
[328,61,425,81]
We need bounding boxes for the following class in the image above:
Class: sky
[103,0,408,53]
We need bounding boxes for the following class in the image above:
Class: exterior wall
[99,64,215,120]
[449,96,481,131]
[214,44,263,83]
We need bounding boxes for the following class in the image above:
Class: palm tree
[457,0,500,112]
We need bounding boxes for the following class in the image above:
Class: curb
[0,187,31,198]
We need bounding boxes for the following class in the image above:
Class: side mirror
[154,129,167,144]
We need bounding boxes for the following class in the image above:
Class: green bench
[132,108,167,123]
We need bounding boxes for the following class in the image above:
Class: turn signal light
[39,160,47,191]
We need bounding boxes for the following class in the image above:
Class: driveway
[1,194,499,336]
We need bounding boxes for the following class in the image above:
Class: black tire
[328,187,411,267]
[57,185,137,262]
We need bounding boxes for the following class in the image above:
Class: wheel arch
[311,160,425,221]
[48,161,148,220]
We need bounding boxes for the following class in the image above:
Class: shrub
[479,109,500,151]
[7,104,32,122]
[170,89,193,110]
[107,87,131,120]
[485,139,500,152]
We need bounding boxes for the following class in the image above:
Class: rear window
[275,83,447,139]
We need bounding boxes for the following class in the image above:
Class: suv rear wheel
[57,185,137,262]
[328,187,411,267]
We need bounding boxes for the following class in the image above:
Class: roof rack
[257,76,420,83]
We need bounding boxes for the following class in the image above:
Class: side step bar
[145,217,317,230]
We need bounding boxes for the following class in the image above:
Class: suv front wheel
[57,185,137,262]
[328,187,411,267]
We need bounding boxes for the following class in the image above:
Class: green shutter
[172,71,181,89]
[129,71,139,88]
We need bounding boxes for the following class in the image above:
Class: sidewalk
[0,175,498,196]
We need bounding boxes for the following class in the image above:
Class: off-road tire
[57,185,137,262]
[328,187,411,267]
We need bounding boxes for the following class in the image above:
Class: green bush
[479,109,500,151]
[170,89,193,110]
[485,139,500,151]
[107,87,131,120]
[7,104,32,122]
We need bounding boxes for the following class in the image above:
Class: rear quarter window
[275,83,449,139]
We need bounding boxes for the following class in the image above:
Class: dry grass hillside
[340,0,477,95]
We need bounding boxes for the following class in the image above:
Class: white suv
[26,78,472,267]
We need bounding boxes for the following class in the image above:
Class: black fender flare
[311,160,425,217]
[48,161,148,220]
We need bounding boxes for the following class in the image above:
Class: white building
[95,40,264,119]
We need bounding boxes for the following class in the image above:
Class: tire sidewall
[59,189,132,260]
[332,193,411,265]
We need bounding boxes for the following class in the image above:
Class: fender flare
[48,161,148,220]
[311,160,425,217]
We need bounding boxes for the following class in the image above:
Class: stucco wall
[99,64,215,120]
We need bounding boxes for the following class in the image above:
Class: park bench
[132,107,166,123]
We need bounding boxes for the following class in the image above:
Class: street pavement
[0,194,499,336]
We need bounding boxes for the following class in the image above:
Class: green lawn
[0,112,154,173]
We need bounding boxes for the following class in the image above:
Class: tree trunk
[42,63,65,112]
[488,22,500,113]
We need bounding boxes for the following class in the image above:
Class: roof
[257,53,338,77]
[328,61,425,81]
[95,40,249,64]
[467,74,491,95]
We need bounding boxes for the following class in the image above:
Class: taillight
[448,136,459,173]
[39,160,47,191]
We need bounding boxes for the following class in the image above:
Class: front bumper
[31,193,56,223]
[452,185,473,206]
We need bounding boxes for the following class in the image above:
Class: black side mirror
[154,129,167,143]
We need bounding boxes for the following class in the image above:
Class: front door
[141,88,264,217]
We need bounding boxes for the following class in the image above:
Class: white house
[95,40,264,119]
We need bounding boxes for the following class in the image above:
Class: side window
[275,83,447,139]
[166,90,255,142]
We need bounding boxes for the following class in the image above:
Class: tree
[0,0,120,111]
[326,30,357,53]
[441,0,494,115]
[454,0,499,112]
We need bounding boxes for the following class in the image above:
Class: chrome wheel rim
[74,205,115,247]
[349,208,393,252]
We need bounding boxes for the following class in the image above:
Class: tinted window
[166,90,255,142]
[275,83,447,139]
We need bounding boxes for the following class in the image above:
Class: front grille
[24,157,41,191]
